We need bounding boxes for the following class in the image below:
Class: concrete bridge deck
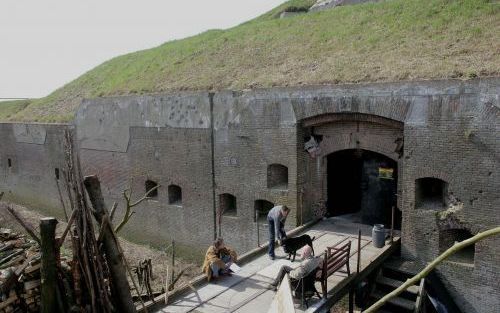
[154,218,400,313]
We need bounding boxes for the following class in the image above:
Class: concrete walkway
[155,218,400,313]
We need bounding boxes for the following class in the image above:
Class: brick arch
[292,95,411,124]
[302,112,404,129]
[302,113,404,161]
[413,172,454,190]
[321,142,398,163]
[414,177,448,210]
[298,112,405,221]
[437,216,480,235]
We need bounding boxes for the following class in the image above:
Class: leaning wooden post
[3,204,41,244]
[348,290,354,313]
[256,210,260,247]
[170,240,175,288]
[83,175,136,313]
[164,266,170,304]
[357,229,361,274]
[352,229,362,313]
[390,206,395,244]
[40,217,58,313]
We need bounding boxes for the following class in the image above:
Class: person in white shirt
[270,246,322,289]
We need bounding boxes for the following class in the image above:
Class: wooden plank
[0,294,18,309]
[201,275,273,313]
[165,265,261,313]
[24,280,41,291]
[228,289,270,313]
[24,263,41,274]
[153,220,401,313]
[233,290,276,313]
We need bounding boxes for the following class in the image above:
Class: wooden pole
[299,189,303,225]
[40,217,58,313]
[55,177,69,222]
[256,210,260,247]
[57,208,77,248]
[348,290,354,313]
[165,266,170,304]
[83,175,136,313]
[170,240,175,288]
[112,229,148,312]
[357,229,361,274]
[390,206,395,244]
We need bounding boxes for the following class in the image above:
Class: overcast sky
[0,0,285,99]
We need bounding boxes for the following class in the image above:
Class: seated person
[202,237,237,281]
[270,246,321,290]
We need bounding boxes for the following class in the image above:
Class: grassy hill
[2,0,499,123]
[0,100,31,121]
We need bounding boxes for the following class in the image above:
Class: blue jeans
[210,255,231,278]
[268,219,286,257]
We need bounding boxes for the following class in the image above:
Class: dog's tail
[311,236,316,241]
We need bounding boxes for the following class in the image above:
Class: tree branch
[109,202,118,221]
[167,267,191,291]
[364,226,500,313]
[114,184,160,234]
[130,184,160,208]
[57,208,78,248]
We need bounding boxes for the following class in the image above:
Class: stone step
[382,259,421,278]
[376,276,419,295]
[372,290,415,311]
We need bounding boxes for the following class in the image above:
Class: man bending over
[267,205,290,260]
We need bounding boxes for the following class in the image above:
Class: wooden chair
[315,241,351,298]
[293,267,322,308]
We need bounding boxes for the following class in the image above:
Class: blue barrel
[372,224,385,248]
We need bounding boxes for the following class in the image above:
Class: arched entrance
[327,149,400,229]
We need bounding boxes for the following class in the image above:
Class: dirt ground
[330,295,349,313]
[0,202,200,293]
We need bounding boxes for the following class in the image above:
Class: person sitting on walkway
[270,246,321,290]
[202,237,238,282]
[267,205,290,260]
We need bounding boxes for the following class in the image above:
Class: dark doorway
[327,149,399,228]
[327,150,363,216]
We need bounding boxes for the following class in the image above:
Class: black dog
[281,234,315,262]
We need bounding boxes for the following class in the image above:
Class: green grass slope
[0,100,31,120]
[4,0,499,123]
